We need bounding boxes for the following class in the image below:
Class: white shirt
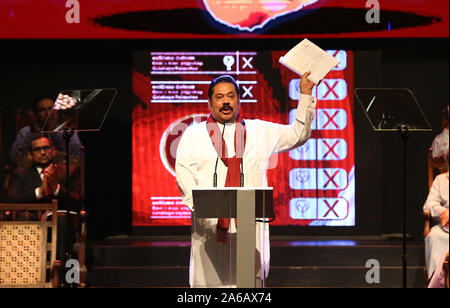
[432,127,449,158]
[424,172,449,220]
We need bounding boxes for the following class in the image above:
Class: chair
[424,148,449,238]
[0,200,61,288]
[444,251,449,288]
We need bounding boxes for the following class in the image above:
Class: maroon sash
[206,114,246,232]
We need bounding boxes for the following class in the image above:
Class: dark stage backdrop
[0,39,448,238]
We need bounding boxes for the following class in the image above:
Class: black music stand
[41,88,117,287]
[354,88,432,288]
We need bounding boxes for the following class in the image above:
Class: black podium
[192,187,274,288]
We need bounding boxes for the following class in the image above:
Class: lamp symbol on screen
[223,56,235,71]
[295,199,310,218]
[295,170,310,184]
[296,141,310,155]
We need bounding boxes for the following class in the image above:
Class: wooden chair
[444,251,449,288]
[0,200,61,288]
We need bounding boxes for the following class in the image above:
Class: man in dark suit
[7,133,82,260]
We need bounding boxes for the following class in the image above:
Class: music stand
[354,88,432,288]
[41,88,117,286]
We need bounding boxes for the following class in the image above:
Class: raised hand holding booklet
[279,38,340,85]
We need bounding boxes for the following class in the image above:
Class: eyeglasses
[31,146,52,153]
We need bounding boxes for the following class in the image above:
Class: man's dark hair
[207,75,240,102]
[30,132,53,147]
[32,95,54,112]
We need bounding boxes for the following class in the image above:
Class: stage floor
[85,235,427,288]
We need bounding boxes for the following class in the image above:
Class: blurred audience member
[7,133,82,259]
[10,95,82,166]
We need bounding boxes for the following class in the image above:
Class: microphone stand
[398,124,410,288]
[62,126,74,287]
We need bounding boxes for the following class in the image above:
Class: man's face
[209,82,240,124]
[35,98,54,126]
[29,137,55,167]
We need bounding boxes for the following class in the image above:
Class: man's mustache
[220,103,233,112]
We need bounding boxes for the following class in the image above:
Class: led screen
[0,0,447,38]
[132,49,355,226]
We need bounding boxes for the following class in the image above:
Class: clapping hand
[55,93,77,110]
[42,164,58,197]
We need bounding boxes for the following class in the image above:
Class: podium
[192,187,274,288]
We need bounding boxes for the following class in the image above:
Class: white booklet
[279,38,340,85]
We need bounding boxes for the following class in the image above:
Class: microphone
[213,121,226,187]
[240,119,245,187]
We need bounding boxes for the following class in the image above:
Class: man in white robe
[424,150,449,280]
[176,73,316,287]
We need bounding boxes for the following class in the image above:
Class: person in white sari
[176,73,316,287]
